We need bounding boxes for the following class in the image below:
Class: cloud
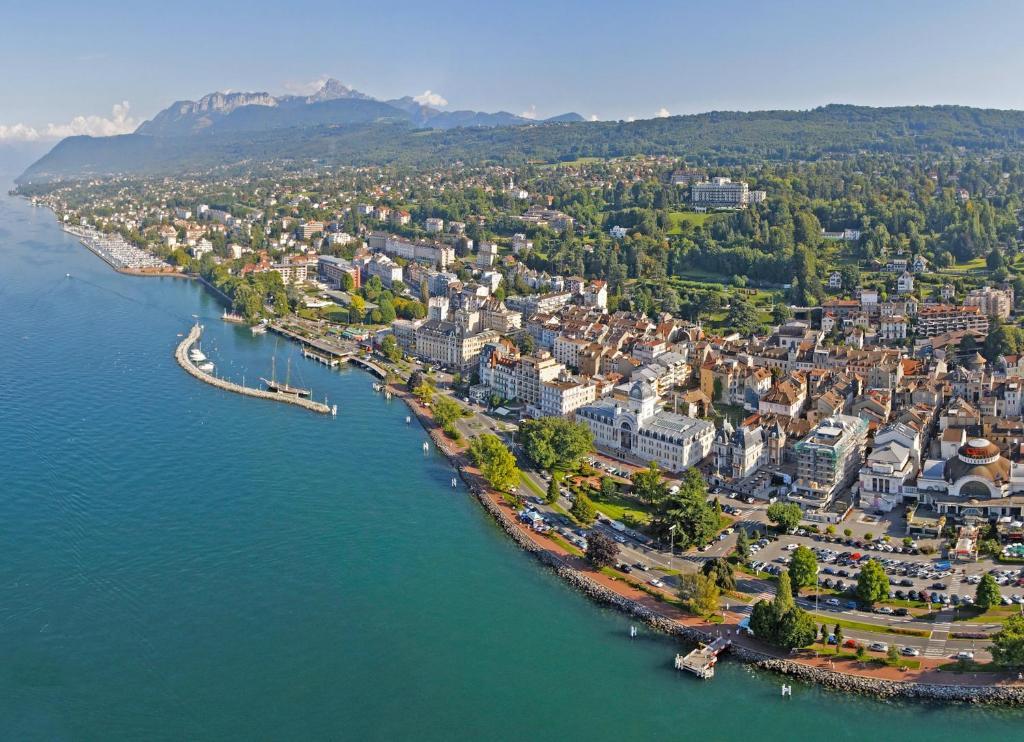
[589,114,598,122]
[656,107,671,118]
[626,116,636,123]
[520,104,538,120]
[0,101,139,142]
[413,90,448,107]
[282,76,330,96]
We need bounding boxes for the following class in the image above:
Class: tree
[653,469,718,548]
[380,334,401,362]
[702,557,736,591]
[349,294,366,323]
[991,614,1024,667]
[586,532,619,569]
[571,491,597,524]
[774,571,796,615]
[468,434,520,492]
[777,605,818,650]
[734,528,751,563]
[725,297,762,336]
[856,559,889,605]
[546,472,561,504]
[518,417,594,471]
[833,624,843,654]
[976,573,1002,611]
[750,599,779,642]
[600,476,618,500]
[766,502,802,531]
[987,247,1006,272]
[413,381,434,404]
[678,572,720,617]
[631,462,669,503]
[431,395,462,428]
[788,546,818,596]
[378,298,397,324]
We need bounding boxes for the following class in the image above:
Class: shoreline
[388,381,1024,706]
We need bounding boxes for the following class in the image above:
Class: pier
[302,348,339,367]
[674,637,731,679]
[267,322,389,378]
[175,324,334,415]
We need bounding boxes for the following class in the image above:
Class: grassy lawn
[667,210,718,233]
[545,532,583,557]
[937,660,1003,673]
[953,605,1018,623]
[519,472,545,499]
[937,257,987,275]
[590,489,655,526]
[811,614,931,639]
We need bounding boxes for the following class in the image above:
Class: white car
[786,543,798,551]
[649,579,665,588]
[955,651,975,661]
[869,642,888,653]
[901,646,920,657]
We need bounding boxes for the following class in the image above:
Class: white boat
[189,349,207,362]
[198,361,215,373]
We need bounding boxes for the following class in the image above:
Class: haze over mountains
[136,78,582,136]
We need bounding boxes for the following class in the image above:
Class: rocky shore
[392,382,1024,705]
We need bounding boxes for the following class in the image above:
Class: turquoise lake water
[1,187,1023,740]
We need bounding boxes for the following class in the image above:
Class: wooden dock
[175,324,335,415]
[674,637,731,679]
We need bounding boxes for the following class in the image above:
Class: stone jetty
[175,324,334,415]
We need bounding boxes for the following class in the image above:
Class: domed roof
[960,438,1001,461]
[629,380,655,400]
[946,438,1009,484]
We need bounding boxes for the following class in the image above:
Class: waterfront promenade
[175,324,335,415]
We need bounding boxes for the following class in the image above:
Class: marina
[63,224,171,272]
[176,323,334,415]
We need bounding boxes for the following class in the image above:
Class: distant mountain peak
[305,78,371,103]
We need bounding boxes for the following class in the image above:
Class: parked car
[901,646,920,657]
[894,608,910,617]
[955,651,975,661]
[843,639,859,649]
[869,642,889,652]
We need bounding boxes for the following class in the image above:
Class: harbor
[175,323,335,415]
[63,223,175,274]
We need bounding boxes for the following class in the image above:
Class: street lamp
[669,524,677,559]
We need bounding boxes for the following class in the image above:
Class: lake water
[1,187,1022,740]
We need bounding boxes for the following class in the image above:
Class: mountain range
[18,99,1024,185]
[135,78,582,136]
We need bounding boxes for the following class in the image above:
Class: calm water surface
[0,187,1021,740]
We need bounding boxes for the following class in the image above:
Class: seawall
[175,324,334,415]
[390,382,1024,706]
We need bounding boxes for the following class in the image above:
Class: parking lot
[747,529,1024,610]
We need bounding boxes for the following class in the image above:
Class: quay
[674,636,731,679]
[267,322,389,378]
[302,348,339,367]
[175,324,335,415]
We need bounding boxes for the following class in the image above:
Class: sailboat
[261,356,311,397]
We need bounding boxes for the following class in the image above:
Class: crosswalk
[923,617,952,658]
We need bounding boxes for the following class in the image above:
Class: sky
[2,0,1024,141]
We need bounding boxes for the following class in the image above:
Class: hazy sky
[3,0,1024,140]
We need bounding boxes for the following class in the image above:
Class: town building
[691,177,753,208]
[575,381,715,472]
[791,415,868,510]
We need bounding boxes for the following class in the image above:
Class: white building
[691,177,751,208]
[575,381,715,472]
